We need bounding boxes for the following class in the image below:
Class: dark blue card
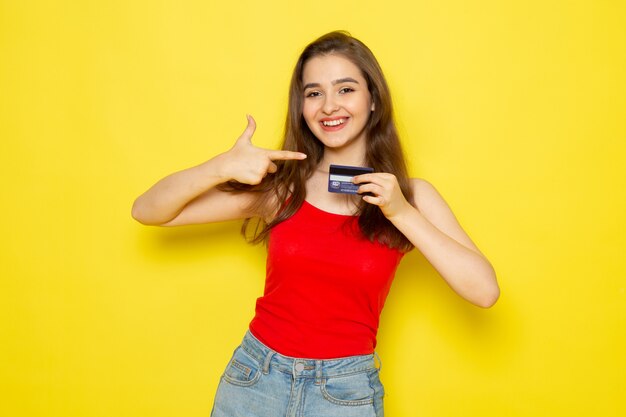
[328,164,373,194]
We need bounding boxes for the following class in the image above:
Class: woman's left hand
[353,173,413,219]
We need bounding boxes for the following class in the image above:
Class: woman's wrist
[385,200,419,225]
[202,152,234,184]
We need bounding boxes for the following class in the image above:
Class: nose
[322,95,339,114]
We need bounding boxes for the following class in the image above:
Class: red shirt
[249,200,404,358]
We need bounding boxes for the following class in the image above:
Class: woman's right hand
[218,115,307,185]
[132,115,305,226]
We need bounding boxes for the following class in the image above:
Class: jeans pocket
[368,369,385,417]
[320,371,375,406]
[221,347,262,387]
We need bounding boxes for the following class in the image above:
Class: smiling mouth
[321,117,348,128]
[322,119,344,126]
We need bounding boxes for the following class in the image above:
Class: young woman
[132,31,499,417]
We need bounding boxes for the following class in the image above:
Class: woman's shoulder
[409,177,434,189]
[407,177,447,210]
[408,177,438,196]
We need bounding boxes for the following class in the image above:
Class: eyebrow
[303,77,360,90]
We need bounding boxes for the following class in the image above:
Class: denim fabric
[210,331,384,417]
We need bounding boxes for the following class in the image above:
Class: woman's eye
[305,91,321,98]
[339,87,354,94]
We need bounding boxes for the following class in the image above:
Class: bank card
[328,164,373,194]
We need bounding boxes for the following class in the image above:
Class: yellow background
[1,1,624,416]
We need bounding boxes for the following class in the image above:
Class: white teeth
[322,119,345,126]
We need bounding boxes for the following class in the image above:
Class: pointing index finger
[267,150,308,161]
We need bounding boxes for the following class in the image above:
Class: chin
[314,131,365,149]
[318,138,353,150]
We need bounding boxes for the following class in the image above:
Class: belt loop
[263,350,276,375]
[315,360,323,385]
[374,352,382,372]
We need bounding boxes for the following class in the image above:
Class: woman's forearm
[131,154,230,225]
[391,205,500,308]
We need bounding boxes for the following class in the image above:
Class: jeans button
[295,362,304,372]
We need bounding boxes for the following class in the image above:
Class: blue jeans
[210,331,385,417]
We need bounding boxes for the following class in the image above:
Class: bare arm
[131,155,253,226]
[131,115,307,226]
[354,175,499,308]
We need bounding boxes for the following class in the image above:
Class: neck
[320,146,367,169]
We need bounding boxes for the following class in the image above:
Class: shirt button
[295,363,305,372]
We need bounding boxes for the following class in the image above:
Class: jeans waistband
[241,330,380,379]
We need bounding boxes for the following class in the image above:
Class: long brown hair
[225,31,414,251]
